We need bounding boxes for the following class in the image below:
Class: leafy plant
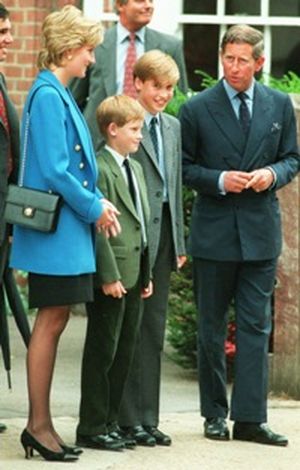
[262,71,300,93]
[194,70,218,89]
[167,262,197,369]
[165,87,192,116]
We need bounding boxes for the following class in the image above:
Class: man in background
[70,0,188,152]
[0,2,20,434]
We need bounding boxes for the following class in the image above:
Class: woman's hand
[96,199,121,237]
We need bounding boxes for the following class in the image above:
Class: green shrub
[167,262,197,369]
[262,71,300,93]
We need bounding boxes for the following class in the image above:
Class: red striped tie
[123,33,137,98]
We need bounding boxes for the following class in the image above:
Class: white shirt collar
[117,22,145,45]
[223,78,255,101]
[145,111,161,127]
[105,144,128,168]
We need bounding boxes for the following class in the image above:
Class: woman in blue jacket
[10,6,119,463]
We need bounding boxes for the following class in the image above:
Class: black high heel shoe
[60,443,83,455]
[20,429,78,462]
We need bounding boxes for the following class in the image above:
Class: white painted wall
[84,0,103,19]
[151,0,183,37]
[83,0,183,37]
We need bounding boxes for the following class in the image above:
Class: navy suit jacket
[0,74,19,246]
[180,80,300,261]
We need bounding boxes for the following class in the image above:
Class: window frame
[84,0,300,79]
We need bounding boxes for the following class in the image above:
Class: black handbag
[4,86,62,233]
[4,184,62,233]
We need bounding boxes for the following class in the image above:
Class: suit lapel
[140,122,162,176]
[131,159,150,222]
[67,90,98,176]
[206,81,247,167]
[101,27,117,96]
[0,74,19,172]
[160,114,173,184]
[145,27,161,50]
[240,84,273,170]
[102,150,140,221]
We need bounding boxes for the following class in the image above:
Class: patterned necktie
[0,90,13,175]
[123,33,137,98]
[149,116,159,160]
[123,158,136,207]
[237,92,251,134]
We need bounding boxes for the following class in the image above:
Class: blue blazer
[10,70,103,275]
[180,80,300,261]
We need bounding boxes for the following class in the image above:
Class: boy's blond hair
[97,95,145,140]
[133,49,180,85]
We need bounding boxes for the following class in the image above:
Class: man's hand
[223,171,252,193]
[177,255,187,269]
[102,280,127,298]
[245,168,274,192]
[141,280,153,299]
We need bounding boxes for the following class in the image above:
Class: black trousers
[119,205,174,427]
[77,277,143,436]
[193,257,277,423]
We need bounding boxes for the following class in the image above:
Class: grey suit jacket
[70,24,188,151]
[131,112,185,270]
[180,80,300,262]
[0,73,19,246]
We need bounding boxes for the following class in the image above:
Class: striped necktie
[123,33,137,98]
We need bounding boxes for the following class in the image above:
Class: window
[181,0,300,90]
[83,0,300,91]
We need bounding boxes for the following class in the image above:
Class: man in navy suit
[180,24,299,446]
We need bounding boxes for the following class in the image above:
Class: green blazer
[95,148,151,289]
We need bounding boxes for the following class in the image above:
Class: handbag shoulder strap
[19,84,51,186]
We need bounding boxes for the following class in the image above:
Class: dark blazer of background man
[0,2,20,435]
[0,6,19,257]
[70,0,188,152]
[180,24,299,447]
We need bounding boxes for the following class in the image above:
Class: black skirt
[28,272,94,309]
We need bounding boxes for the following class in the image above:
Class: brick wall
[2,0,81,115]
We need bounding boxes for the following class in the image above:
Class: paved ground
[1,315,300,470]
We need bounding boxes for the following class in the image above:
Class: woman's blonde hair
[97,95,145,140]
[37,5,102,70]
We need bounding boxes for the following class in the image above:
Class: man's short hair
[97,95,145,139]
[115,0,128,14]
[0,3,9,20]
[134,49,180,85]
[220,24,264,60]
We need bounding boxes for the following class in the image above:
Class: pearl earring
[67,55,73,60]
